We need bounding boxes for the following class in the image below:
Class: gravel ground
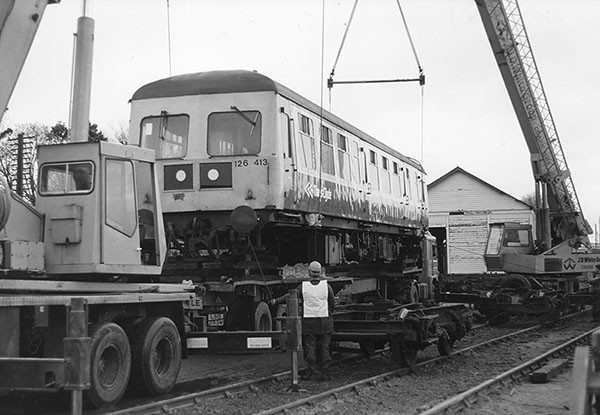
[172,318,598,415]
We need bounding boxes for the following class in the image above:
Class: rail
[105,310,588,415]
[571,328,600,415]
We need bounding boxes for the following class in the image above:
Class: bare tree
[521,192,536,208]
[108,121,129,144]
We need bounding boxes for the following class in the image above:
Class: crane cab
[484,222,534,272]
[36,141,166,278]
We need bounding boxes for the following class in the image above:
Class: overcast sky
[6,0,600,242]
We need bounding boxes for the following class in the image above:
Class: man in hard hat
[302,261,335,380]
[270,260,335,380]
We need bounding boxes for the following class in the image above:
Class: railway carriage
[128,70,434,330]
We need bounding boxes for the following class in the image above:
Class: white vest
[302,281,329,318]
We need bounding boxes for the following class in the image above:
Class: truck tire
[498,274,531,291]
[130,317,182,396]
[254,301,273,331]
[85,322,131,408]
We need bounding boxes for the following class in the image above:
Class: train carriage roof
[131,70,424,172]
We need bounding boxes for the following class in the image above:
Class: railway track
[96,310,592,415]
[419,328,592,415]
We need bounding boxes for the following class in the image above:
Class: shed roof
[428,166,532,210]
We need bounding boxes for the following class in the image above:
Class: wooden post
[285,289,305,392]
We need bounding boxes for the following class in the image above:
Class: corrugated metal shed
[428,167,534,275]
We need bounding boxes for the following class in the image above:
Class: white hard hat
[308,261,322,274]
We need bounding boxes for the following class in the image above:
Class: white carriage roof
[131,70,424,172]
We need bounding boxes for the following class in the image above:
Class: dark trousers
[303,332,332,373]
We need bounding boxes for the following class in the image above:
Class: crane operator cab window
[503,229,530,247]
[40,162,94,194]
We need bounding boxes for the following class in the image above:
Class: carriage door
[355,142,368,198]
[102,158,140,265]
[282,108,299,204]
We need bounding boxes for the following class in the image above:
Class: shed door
[447,215,488,274]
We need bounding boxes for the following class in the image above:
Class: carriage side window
[141,113,189,159]
[368,149,380,190]
[299,114,314,136]
[405,168,412,197]
[337,134,350,180]
[40,162,94,195]
[419,175,426,203]
[369,150,377,165]
[351,141,360,183]
[381,156,391,193]
[320,125,335,175]
[207,109,261,156]
[298,113,316,169]
[391,161,402,196]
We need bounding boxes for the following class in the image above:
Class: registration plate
[208,313,225,327]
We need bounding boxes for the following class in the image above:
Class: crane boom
[0,0,57,124]
[475,0,592,246]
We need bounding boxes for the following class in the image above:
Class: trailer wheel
[399,348,418,367]
[446,310,467,341]
[85,322,131,408]
[130,317,182,396]
[254,302,273,331]
[593,300,600,321]
[437,332,453,356]
[359,340,377,357]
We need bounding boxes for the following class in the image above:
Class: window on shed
[320,125,335,175]
[207,109,261,156]
[337,134,350,180]
[141,113,189,159]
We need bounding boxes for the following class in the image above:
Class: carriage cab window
[141,113,189,159]
[207,108,261,156]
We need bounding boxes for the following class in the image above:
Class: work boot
[317,369,331,381]
[300,367,318,381]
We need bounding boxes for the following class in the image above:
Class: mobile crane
[0,1,197,412]
[474,0,600,318]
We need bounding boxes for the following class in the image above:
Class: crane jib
[476,0,592,238]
